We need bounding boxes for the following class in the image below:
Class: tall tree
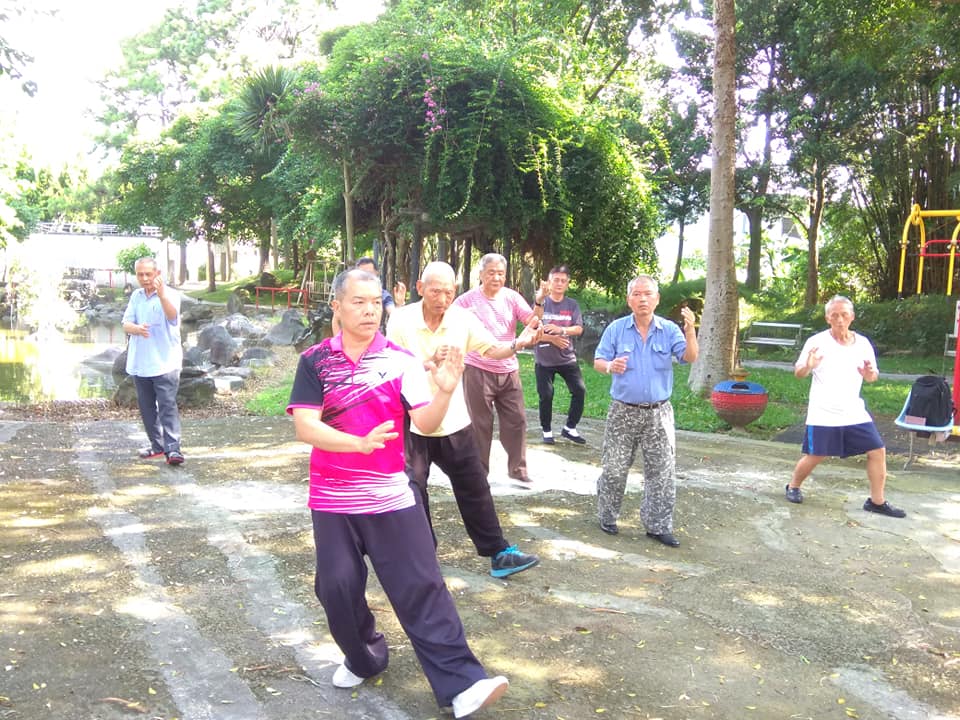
[688,0,738,394]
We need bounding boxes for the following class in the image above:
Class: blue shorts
[801,422,884,458]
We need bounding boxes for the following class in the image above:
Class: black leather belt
[618,399,667,409]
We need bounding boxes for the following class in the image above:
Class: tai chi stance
[121,257,184,465]
[288,268,509,718]
[785,295,906,518]
[532,264,587,445]
[454,253,540,482]
[593,275,698,547]
[388,261,540,578]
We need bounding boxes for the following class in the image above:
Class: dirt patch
[1,411,959,720]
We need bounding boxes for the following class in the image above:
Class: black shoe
[599,521,619,535]
[646,532,680,547]
[561,427,587,445]
[542,432,555,445]
[863,498,906,518]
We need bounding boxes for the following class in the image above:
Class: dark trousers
[311,496,487,707]
[134,369,181,454]
[406,426,509,557]
[535,361,586,432]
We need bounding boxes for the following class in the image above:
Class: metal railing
[34,221,163,237]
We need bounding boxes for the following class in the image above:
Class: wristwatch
[510,339,518,353]
[535,300,544,306]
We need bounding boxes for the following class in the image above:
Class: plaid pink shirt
[453,286,533,374]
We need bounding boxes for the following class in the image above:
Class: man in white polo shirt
[388,261,540,579]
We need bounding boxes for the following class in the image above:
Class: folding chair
[894,391,955,469]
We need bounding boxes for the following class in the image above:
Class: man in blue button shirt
[593,275,698,547]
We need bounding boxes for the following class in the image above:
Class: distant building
[6,223,259,287]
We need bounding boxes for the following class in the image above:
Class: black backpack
[906,375,954,426]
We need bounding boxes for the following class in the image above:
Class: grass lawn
[248,348,933,439]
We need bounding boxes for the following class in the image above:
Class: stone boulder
[220,313,261,339]
[196,324,234,352]
[83,346,124,371]
[264,309,306,346]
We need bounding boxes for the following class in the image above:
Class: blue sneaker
[490,545,539,578]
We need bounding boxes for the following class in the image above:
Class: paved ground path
[1,414,959,720]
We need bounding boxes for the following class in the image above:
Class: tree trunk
[225,236,233,280]
[744,206,763,290]
[342,156,355,264]
[688,0,738,394]
[410,219,423,302]
[270,217,279,269]
[206,241,216,293]
[805,164,825,307]
[179,242,188,285]
[463,234,473,294]
[672,217,686,284]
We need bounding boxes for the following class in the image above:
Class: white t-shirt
[795,329,876,427]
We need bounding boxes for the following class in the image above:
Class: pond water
[0,322,125,404]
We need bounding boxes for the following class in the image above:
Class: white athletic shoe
[451,676,509,718]
[332,663,365,688]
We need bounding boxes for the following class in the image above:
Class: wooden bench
[742,322,804,352]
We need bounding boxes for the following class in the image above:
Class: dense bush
[764,295,956,355]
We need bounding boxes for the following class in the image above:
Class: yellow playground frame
[898,204,960,296]
[896,204,960,441]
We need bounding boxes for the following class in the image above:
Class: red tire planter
[711,380,769,428]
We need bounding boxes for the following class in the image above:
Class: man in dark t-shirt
[532,265,587,445]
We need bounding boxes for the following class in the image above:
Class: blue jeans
[134,369,181,454]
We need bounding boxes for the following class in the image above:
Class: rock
[213,375,245,393]
[83,346,123,371]
[196,324,233,352]
[264,311,306,346]
[226,290,248,315]
[220,313,259,338]
[209,336,241,366]
[217,366,254,378]
[241,347,273,361]
[181,303,215,324]
[177,376,216,406]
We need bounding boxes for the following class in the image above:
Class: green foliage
[116,243,156,274]
[244,378,293,416]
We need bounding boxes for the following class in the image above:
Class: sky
[0,0,384,170]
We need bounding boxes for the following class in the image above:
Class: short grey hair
[627,274,659,295]
[332,268,380,300]
[135,257,159,271]
[479,253,507,272]
[420,261,456,284]
[824,295,854,315]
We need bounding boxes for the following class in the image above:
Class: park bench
[741,321,804,352]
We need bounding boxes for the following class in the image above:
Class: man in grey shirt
[532,265,587,445]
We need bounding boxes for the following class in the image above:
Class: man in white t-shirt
[785,295,906,518]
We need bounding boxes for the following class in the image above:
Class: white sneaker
[332,663,365,688]
[451,676,509,718]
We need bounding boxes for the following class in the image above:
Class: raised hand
[393,280,407,306]
[430,345,464,392]
[359,420,399,454]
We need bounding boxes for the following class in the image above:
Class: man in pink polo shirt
[454,253,540,482]
[287,268,509,718]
